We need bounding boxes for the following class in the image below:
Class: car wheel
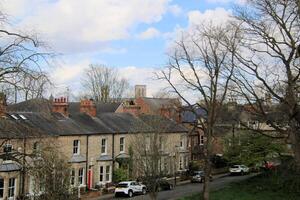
[142,188,146,195]
[241,171,244,175]
[128,190,133,198]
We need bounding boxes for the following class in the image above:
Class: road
[96,173,257,200]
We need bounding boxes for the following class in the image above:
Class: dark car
[143,179,174,192]
[156,179,173,191]
[191,171,213,183]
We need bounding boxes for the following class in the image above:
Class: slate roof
[142,97,180,112]
[181,105,207,123]
[69,154,86,163]
[69,102,121,116]
[0,162,21,172]
[2,99,187,137]
[139,114,188,133]
[97,155,113,161]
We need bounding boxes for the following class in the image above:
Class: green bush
[113,168,129,183]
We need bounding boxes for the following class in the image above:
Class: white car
[114,181,147,198]
[229,165,250,175]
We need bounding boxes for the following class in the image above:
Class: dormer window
[73,140,80,155]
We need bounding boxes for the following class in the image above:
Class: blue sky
[1,0,241,97]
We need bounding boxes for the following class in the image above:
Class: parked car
[191,171,213,183]
[229,165,250,175]
[156,179,174,191]
[114,181,147,197]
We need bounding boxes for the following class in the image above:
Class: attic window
[19,114,27,120]
[10,114,18,120]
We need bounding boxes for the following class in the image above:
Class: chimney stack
[80,99,96,117]
[0,93,7,117]
[135,85,146,98]
[52,97,69,117]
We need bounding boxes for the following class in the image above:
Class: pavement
[88,173,257,200]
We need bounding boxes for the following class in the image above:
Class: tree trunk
[291,129,300,171]
[203,127,213,200]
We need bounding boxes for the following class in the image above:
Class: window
[8,178,15,198]
[99,166,104,182]
[101,139,107,154]
[73,140,80,155]
[0,178,3,198]
[78,168,84,185]
[70,169,75,186]
[179,156,183,170]
[106,166,110,182]
[200,135,204,145]
[4,144,12,153]
[180,136,185,149]
[145,136,150,151]
[120,137,125,153]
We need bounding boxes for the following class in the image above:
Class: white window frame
[101,138,107,155]
[105,166,111,182]
[179,156,183,170]
[8,178,15,199]
[73,140,80,155]
[70,169,75,186]
[200,135,204,145]
[99,166,104,182]
[4,144,12,153]
[119,137,125,153]
[78,168,84,186]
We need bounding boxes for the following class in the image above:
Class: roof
[2,99,187,137]
[142,97,180,112]
[139,114,188,133]
[69,102,121,115]
[181,105,207,123]
[0,162,21,172]
[69,154,86,163]
[97,155,113,161]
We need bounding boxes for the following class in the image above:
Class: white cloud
[205,0,246,4]
[137,27,161,40]
[188,7,232,28]
[1,0,173,53]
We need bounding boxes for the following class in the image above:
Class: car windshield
[194,171,204,175]
[231,165,240,168]
[117,183,128,188]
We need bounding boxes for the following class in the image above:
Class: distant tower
[135,85,146,98]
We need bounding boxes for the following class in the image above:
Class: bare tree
[157,24,238,200]
[129,115,177,200]
[0,12,51,103]
[229,0,300,170]
[81,64,129,102]
[28,145,77,200]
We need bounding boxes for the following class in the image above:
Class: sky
[0,0,243,99]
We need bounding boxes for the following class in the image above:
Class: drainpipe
[21,136,26,197]
[85,135,89,191]
[112,133,115,182]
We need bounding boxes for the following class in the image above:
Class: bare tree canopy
[229,0,300,169]
[158,23,238,200]
[0,12,52,103]
[81,64,130,102]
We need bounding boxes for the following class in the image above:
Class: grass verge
[180,173,300,200]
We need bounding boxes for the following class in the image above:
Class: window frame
[119,137,125,153]
[200,135,204,145]
[99,166,104,182]
[105,166,110,182]
[70,169,75,186]
[8,178,15,198]
[73,140,80,155]
[101,138,107,155]
[78,168,84,186]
